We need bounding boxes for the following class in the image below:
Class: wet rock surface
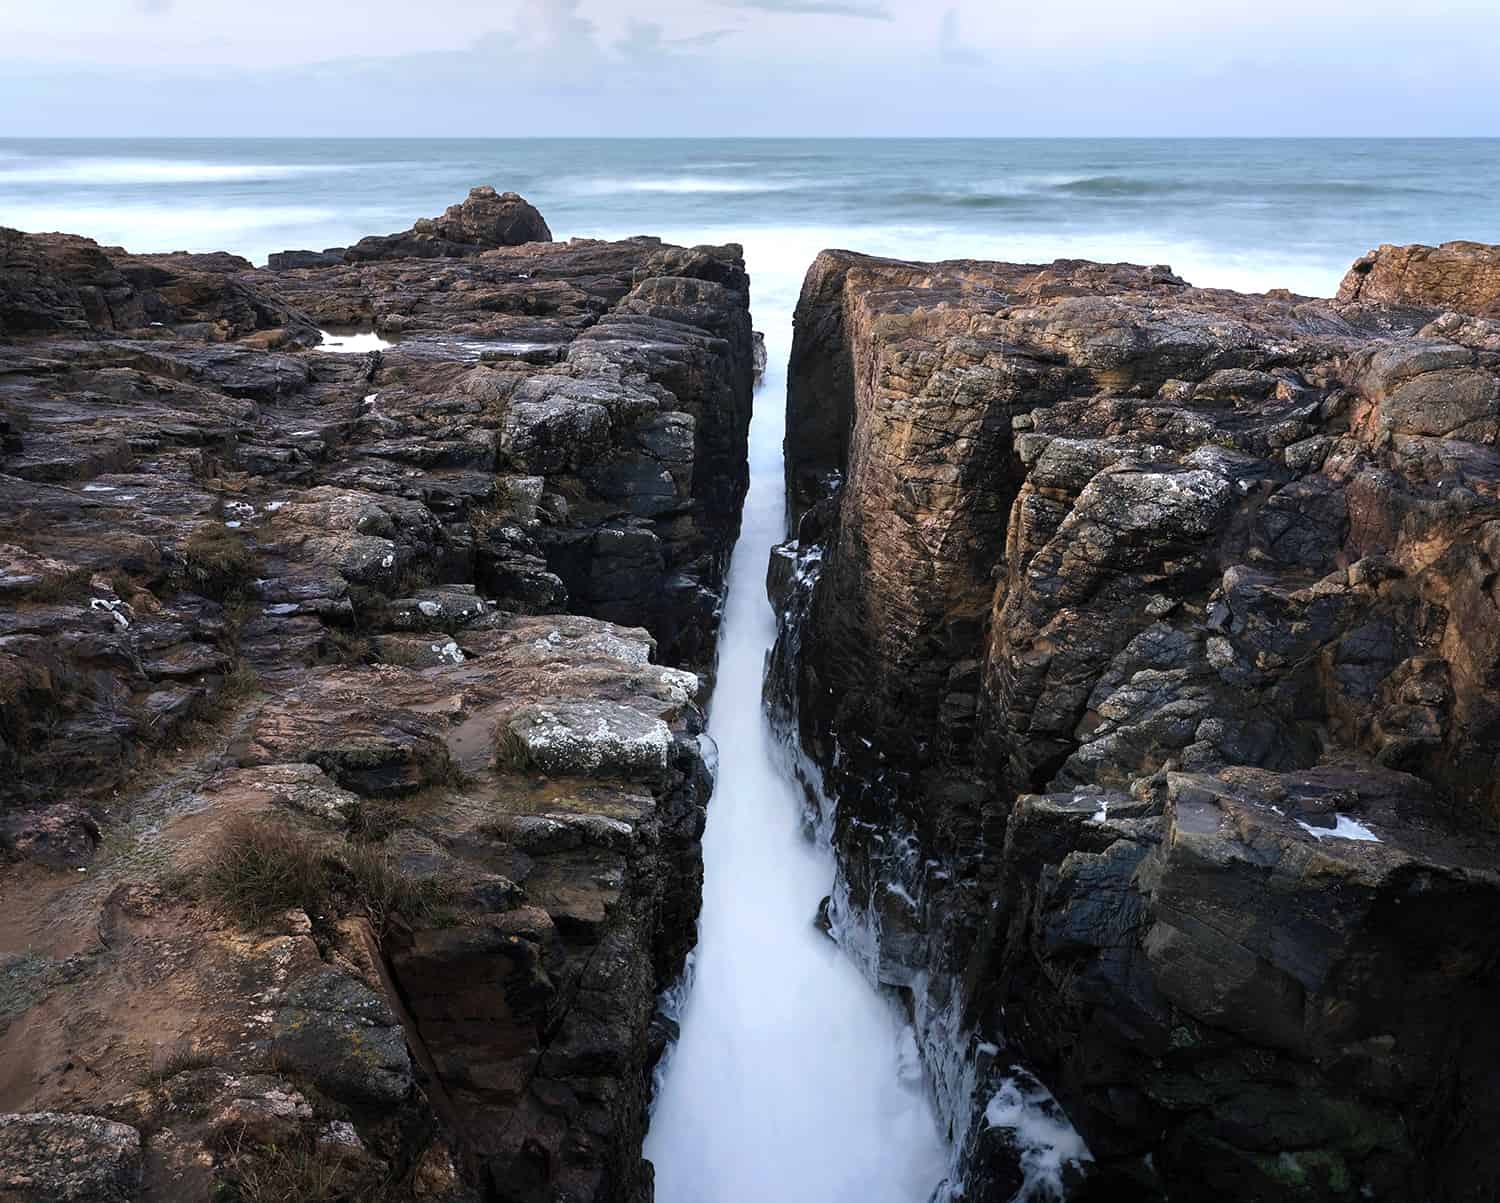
[0,192,750,1202]
[772,247,1500,1200]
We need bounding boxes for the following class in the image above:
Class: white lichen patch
[431,640,465,665]
[507,701,671,778]
[653,667,701,705]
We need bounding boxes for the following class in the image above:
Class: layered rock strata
[0,193,752,1202]
[772,246,1500,1201]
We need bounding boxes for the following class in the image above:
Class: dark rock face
[344,186,554,263]
[0,227,321,342]
[0,193,751,1203]
[0,206,750,811]
[267,248,347,271]
[772,248,1500,1201]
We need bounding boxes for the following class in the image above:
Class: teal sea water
[1,138,1497,295]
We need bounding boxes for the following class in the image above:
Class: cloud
[717,0,892,18]
[510,0,597,54]
[939,7,985,64]
[615,20,741,59]
[134,0,173,12]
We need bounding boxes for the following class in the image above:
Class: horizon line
[2,134,1498,142]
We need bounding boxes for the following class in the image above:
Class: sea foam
[0,159,351,186]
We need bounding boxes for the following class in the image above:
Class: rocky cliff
[0,193,753,1202]
[771,246,1500,1201]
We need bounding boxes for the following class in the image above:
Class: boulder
[0,803,100,868]
[269,968,414,1104]
[344,187,553,262]
[0,1113,142,1201]
[1339,240,1500,316]
[505,700,673,781]
[266,248,347,271]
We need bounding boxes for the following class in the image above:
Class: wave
[595,221,1347,300]
[0,159,356,186]
[1046,174,1178,197]
[0,202,351,265]
[567,175,800,196]
[1041,172,1443,200]
[881,190,1035,211]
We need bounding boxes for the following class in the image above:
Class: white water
[645,255,948,1202]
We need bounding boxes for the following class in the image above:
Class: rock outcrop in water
[0,192,752,1201]
[772,248,1500,1201]
[344,186,554,264]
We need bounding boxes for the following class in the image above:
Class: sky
[2,0,1498,136]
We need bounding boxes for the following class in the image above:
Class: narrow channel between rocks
[644,257,949,1203]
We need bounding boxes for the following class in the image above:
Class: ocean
[2,138,1497,298]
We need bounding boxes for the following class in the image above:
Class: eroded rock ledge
[0,192,752,1202]
[771,245,1500,1201]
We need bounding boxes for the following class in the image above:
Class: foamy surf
[316,330,393,353]
[645,239,948,1203]
[0,159,358,186]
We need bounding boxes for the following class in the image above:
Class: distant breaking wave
[1045,175,1179,197]
[0,159,363,186]
[881,190,1035,211]
[1044,173,1445,199]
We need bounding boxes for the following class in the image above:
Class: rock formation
[1339,239,1500,317]
[0,192,752,1202]
[343,186,553,264]
[772,248,1500,1201]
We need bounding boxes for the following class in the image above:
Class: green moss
[1252,1149,1354,1198]
[0,952,55,1028]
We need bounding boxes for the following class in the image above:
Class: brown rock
[344,186,553,262]
[1339,239,1500,316]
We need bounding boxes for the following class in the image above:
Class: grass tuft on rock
[140,1042,218,1086]
[201,815,454,935]
[218,660,262,705]
[215,1132,399,1203]
[16,567,95,604]
[181,525,256,601]
[343,799,402,844]
[201,815,328,927]
[334,843,454,934]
